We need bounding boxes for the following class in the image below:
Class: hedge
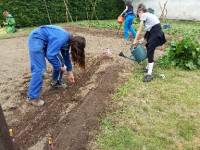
[0,0,124,27]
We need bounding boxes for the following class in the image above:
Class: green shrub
[158,37,200,70]
[0,0,124,27]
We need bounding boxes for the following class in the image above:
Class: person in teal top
[3,10,16,33]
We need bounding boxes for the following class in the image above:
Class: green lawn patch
[95,65,200,150]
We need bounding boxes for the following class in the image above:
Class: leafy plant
[158,36,200,70]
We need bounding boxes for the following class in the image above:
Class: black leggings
[146,41,157,63]
[145,24,166,63]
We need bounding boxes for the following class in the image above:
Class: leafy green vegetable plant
[158,36,200,70]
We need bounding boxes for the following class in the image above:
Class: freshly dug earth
[15,58,125,150]
[54,64,122,150]
[0,26,134,149]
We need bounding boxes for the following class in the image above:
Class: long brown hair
[70,36,86,69]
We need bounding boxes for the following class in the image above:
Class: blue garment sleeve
[46,40,65,70]
[61,43,72,71]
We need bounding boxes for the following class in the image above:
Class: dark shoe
[26,98,45,107]
[143,75,153,82]
[50,80,67,89]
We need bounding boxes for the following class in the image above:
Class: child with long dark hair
[120,0,136,41]
[27,25,86,107]
[133,4,166,82]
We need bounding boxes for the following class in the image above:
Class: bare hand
[67,72,75,83]
[133,39,139,48]
[139,38,145,44]
[60,66,66,73]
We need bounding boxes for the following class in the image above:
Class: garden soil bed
[0,26,134,149]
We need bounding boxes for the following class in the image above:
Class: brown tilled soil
[54,64,123,150]
[14,58,126,150]
[0,26,135,149]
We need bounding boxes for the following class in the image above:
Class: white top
[140,12,160,31]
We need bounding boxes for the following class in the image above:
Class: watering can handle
[131,43,140,51]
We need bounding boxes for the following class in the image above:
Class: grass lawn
[78,20,200,150]
[1,19,199,40]
[95,65,200,150]
[72,19,200,39]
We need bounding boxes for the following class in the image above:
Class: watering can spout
[130,55,136,61]
[119,51,134,60]
[119,44,147,63]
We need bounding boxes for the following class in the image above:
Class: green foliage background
[0,0,124,27]
[158,37,200,70]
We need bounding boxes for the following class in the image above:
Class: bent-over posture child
[27,25,86,107]
[120,0,136,41]
[133,4,166,82]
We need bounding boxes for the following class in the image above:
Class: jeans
[124,15,136,40]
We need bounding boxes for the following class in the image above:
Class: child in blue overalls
[27,25,86,107]
[120,0,136,40]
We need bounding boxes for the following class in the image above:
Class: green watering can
[119,44,147,63]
